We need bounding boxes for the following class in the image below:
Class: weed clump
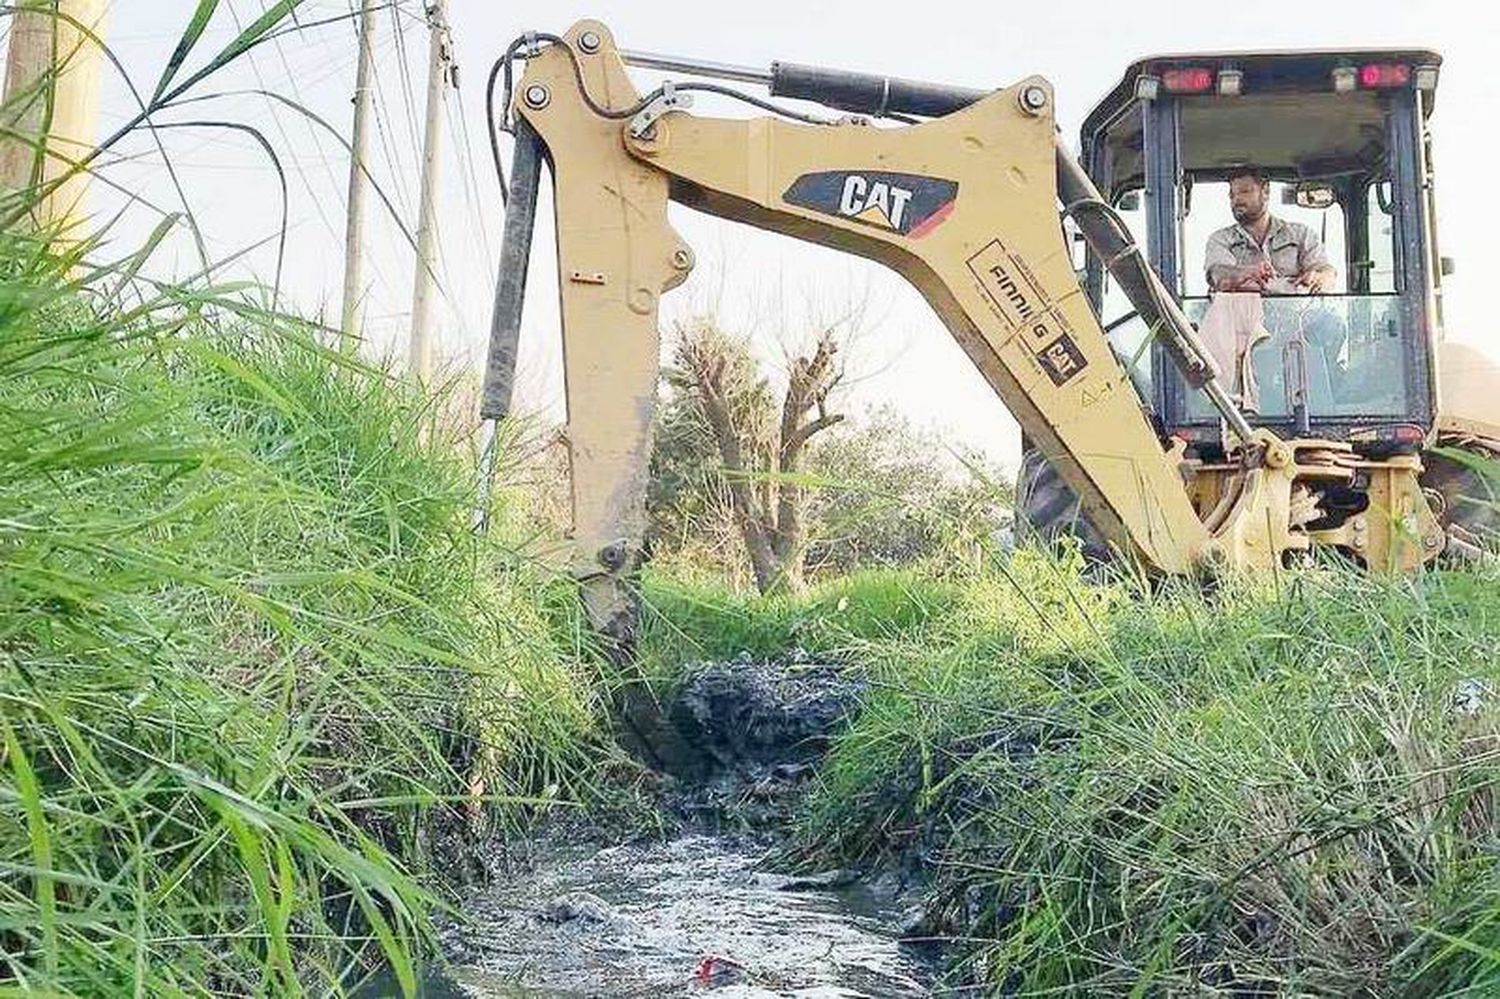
[702,551,1500,995]
[0,230,602,993]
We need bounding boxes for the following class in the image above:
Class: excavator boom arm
[487,22,1318,635]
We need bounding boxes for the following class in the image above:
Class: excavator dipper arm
[486,21,1310,636]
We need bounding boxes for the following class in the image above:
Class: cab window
[1182,179,1347,298]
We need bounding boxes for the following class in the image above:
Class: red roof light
[1359,63,1410,89]
[1162,67,1214,93]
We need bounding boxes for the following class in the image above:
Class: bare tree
[671,320,845,593]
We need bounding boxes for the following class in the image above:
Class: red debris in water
[693,954,748,985]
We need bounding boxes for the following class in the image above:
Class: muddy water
[429,832,938,997]
[388,657,945,997]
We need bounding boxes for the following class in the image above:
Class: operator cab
[1079,50,1445,455]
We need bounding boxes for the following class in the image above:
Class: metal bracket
[628,81,694,139]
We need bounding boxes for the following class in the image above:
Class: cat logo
[838,175,914,230]
[782,170,959,239]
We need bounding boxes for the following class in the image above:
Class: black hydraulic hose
[484,48,513,207]
[1056,150,1208,386]
[481,117,545,421]
[1055,145,1255,443]
[491,31,874,143]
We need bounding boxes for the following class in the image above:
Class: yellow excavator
[480,21,1500,639]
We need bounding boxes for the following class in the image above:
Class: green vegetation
[5,7,1497,995]
[0,224,606,992]
[650,554,1500,995]
[0,5,619,992]
[18,268,1494,997]
[648,319,1010,592]
[638,566,963,673]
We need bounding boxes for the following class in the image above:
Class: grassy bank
[9,215,1497,995]
[644,554,1500,995]
[0,230,606,993]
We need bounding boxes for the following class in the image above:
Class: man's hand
[1215,260,1275,292]
[1295,265,1337,293]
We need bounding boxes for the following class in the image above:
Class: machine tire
[1422,443,1500,553]
[1014,447,1112,561]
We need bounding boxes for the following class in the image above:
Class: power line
[368,29,416,220]
[447,82,496,281]
[224,0,344,248]
[388,0,425,168]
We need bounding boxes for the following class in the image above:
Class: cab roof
[1081,49,1442,194]
[1081,48,1442,141]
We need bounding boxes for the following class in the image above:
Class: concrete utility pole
[0,0,108,232]
[339,0,378,349]
[407,0,453,383]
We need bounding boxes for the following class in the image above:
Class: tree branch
[784,412,846,456]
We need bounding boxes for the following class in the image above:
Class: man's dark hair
[1227,165,1270,187]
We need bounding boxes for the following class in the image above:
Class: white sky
[72,0,1500,466]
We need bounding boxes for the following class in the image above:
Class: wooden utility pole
[339,0,378,348]
[407,0,452,382]
[0,0,108,231]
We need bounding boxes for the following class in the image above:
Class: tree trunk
[679,327,843,595]
[683,347,781,591]
[769,334,843,591]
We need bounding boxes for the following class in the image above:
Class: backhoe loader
[479,22,1500,640]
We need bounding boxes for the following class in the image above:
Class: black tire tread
[1422,444,1500,550]
[1014,447,1111,560]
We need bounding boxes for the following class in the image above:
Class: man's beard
[1233,204,1263,225]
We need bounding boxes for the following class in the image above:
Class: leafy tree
[648,319,1013,589]
[805,405,1013,575]
[654,319,844,593]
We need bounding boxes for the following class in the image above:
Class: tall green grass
[0,218,605,993]
[633,566,964,694]
[0,3,619,992]
[651,551,1500,995]
[797,560,1500,994]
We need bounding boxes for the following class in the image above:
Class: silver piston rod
[621,49,771,86]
